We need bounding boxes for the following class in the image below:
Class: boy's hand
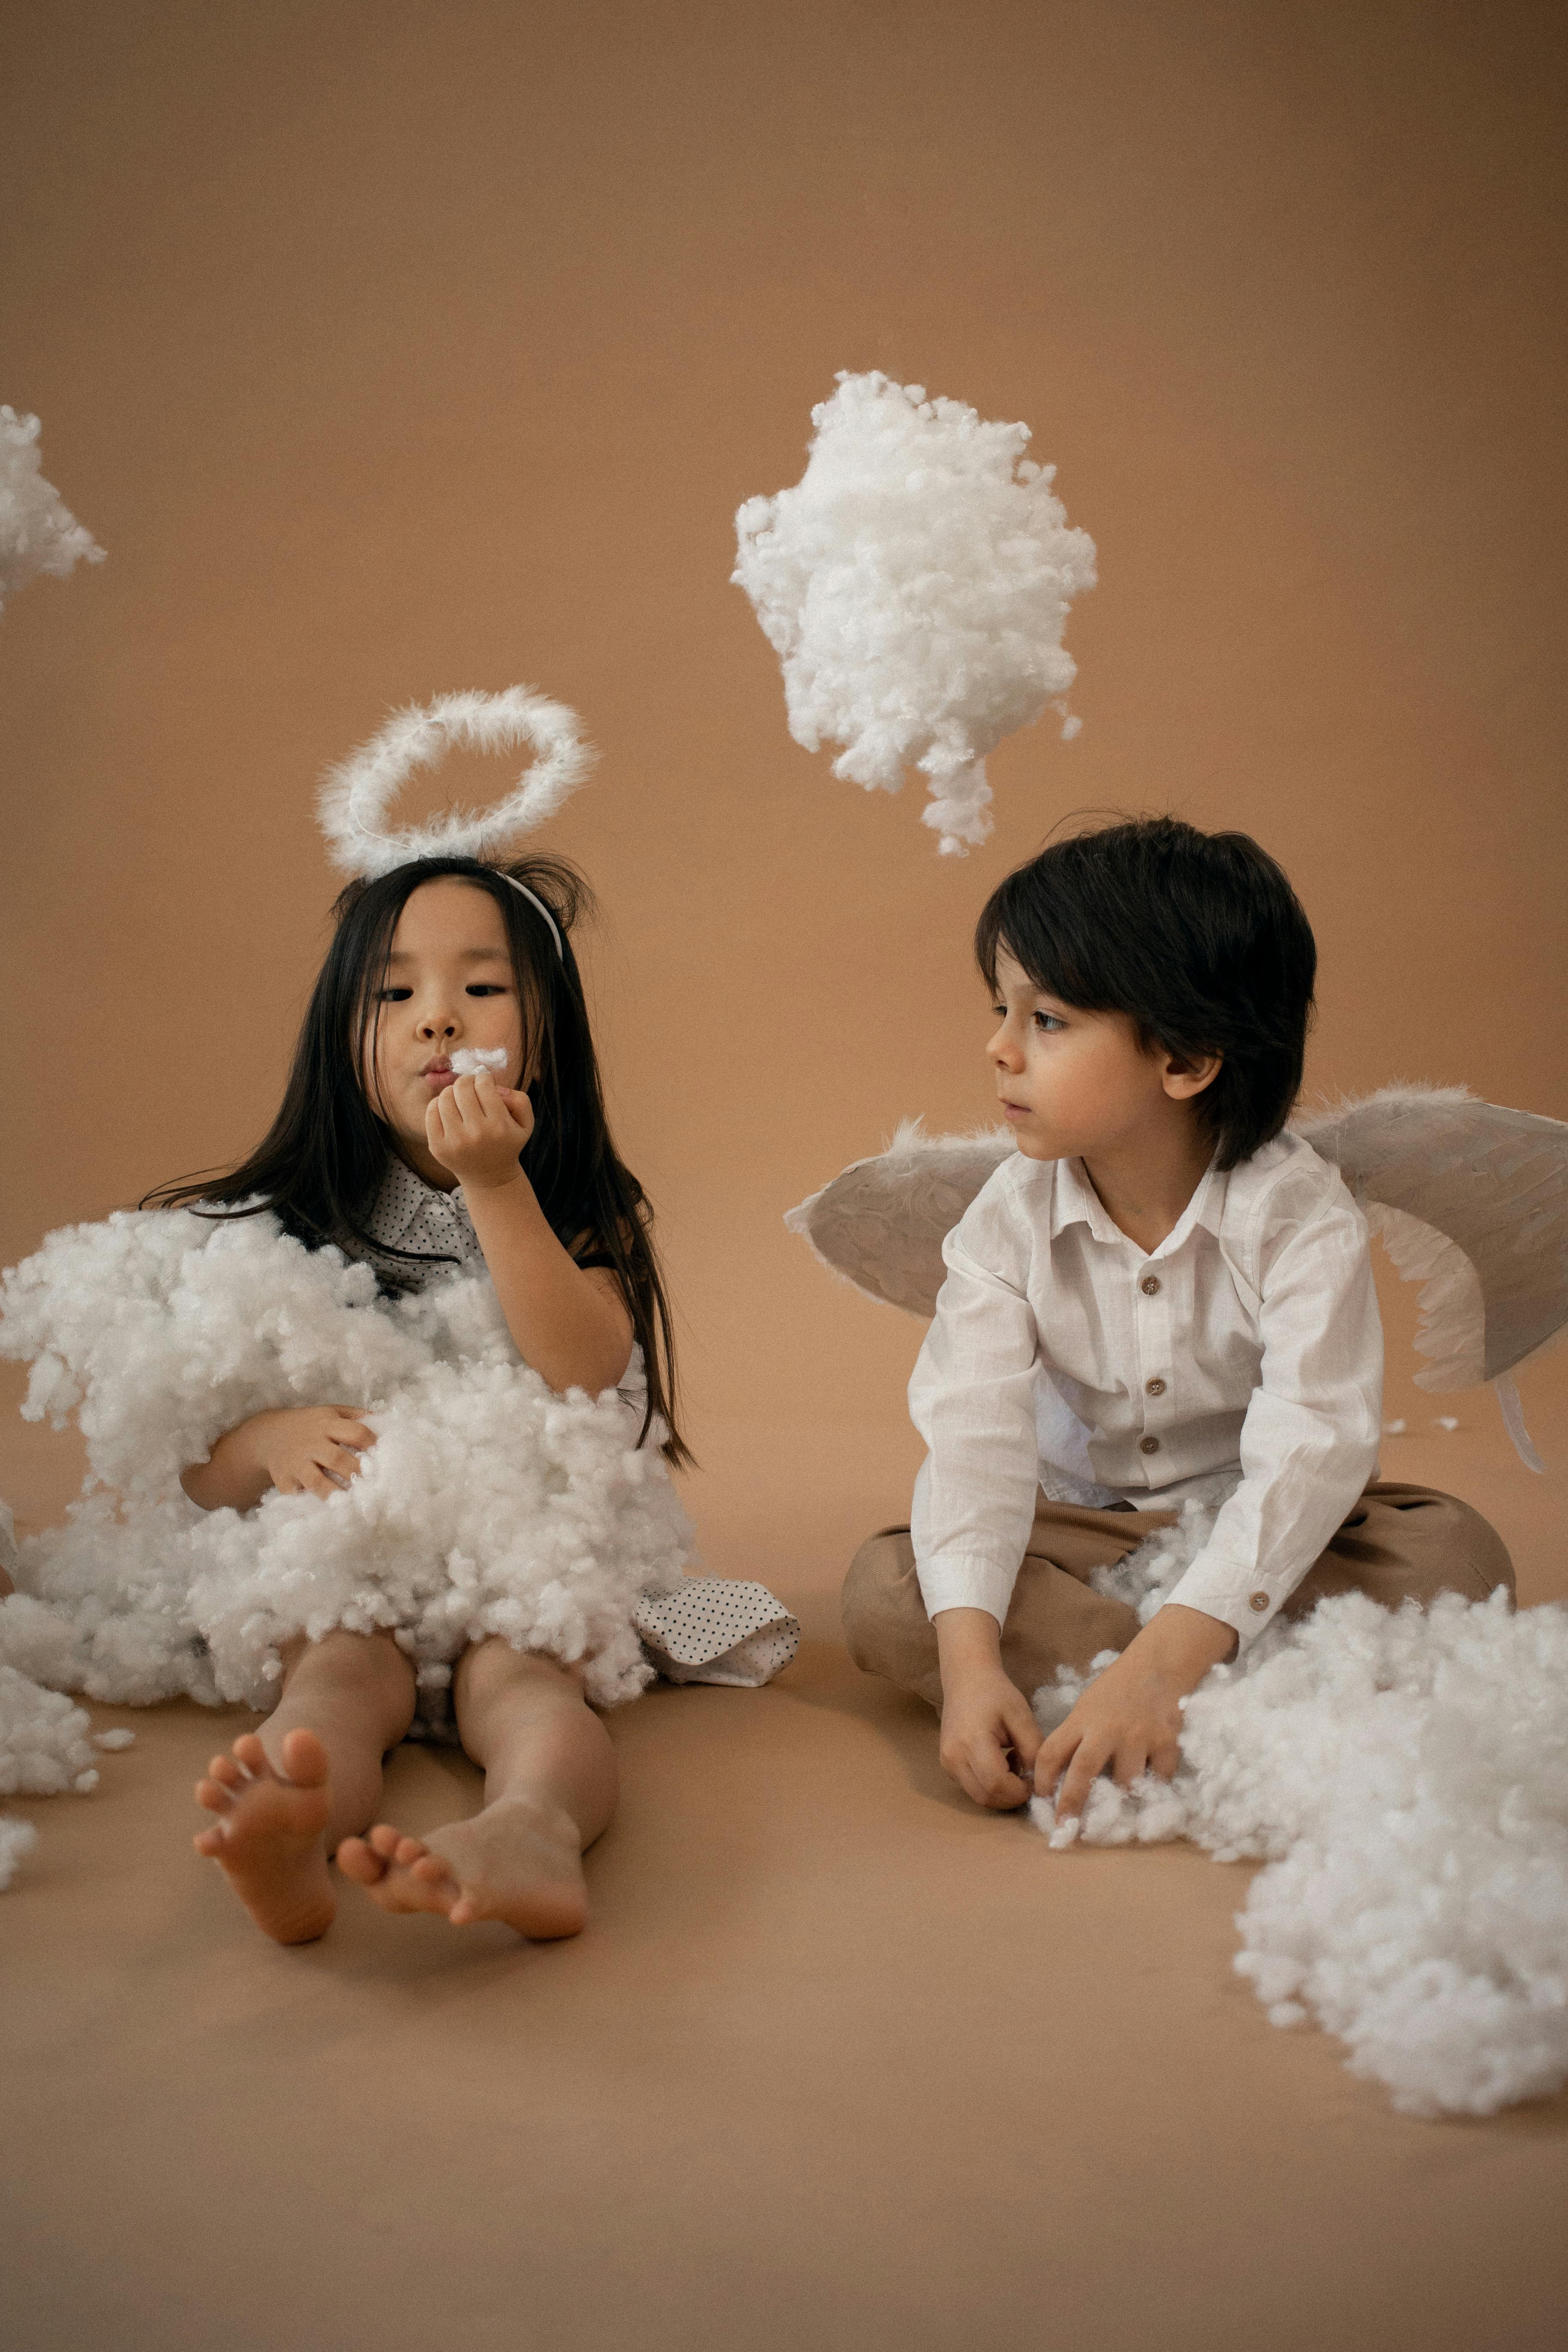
[181,1406,377,1511]
[426,1069,535,1192]
[934,1608,1042,1808]
[1035,1603,1236,1825]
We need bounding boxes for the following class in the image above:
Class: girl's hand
[181,1406,377,1512]
[1034,1603,1236,1825]
[426,1070,535,1192]
[933,1607,1043,1808]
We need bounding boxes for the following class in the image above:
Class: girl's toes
[193,1825,227,1857]
[230,1733,270,1774]
[195,1776,234,1814]
[334,1836,383,1886]
[278,1727,331,1786]
[366,1823,404,1859]
[208,1752,246,1788]
[409,1851,452,1886]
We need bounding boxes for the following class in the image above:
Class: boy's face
[986,946,1218,1164]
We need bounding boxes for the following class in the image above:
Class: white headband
[493,869,564,960]
[318,685,596,887]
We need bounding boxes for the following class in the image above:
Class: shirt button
[1249,1591,1269,1613]
[1140,1274,1161,1296]
[1139,1434,1160,1455]
[1145,1377,1166,1396]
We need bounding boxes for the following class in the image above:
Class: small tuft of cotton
[0,407,104,616]
[450,1047,509,1078]
[0,1658,103,1797]
[733,371,1096,854]
[1433,1416,1460,1432]
[93,1727,135,1751]
[0,1816,38,1891]
[1029,1507,1568,2117]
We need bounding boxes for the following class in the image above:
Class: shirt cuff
[916,1555,1018,1628]
[1164,1557,1283,1651]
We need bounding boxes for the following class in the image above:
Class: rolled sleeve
[1167,1186,1383,1647]
[908,1190,1043,1629]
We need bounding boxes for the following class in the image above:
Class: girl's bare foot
[193,1727,336,1945]
[338,1795,588,1939]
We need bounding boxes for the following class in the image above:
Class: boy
[843,817,1512,1823]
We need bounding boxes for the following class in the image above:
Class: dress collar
[359,1158,482,1278]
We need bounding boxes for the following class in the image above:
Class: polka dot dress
[347,1160,801,1693]
[631,1580,801,1687]
[353,1158,486,1291]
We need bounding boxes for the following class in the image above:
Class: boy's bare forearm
[933,1605,1005,1678]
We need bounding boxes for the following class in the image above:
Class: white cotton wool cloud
[0,1815,38,1892]
[733,371,1096,855]
[1029,1510,1568,2118]
[0,407,104,616]
[450,1047,509,1078]
[0,1498,134,1888]
[0,1208,693,1716]
[0,1663,103,1798]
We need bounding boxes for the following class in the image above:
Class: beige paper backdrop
[3,0,1565,1550]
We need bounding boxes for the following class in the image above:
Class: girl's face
[362,879,527,1164]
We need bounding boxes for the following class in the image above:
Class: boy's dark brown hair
[975,815,1317,1170]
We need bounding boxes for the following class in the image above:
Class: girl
[162,851,688,1946]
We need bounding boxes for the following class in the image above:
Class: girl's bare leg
[193,1629,416,1945]
[338,1640,615,1939]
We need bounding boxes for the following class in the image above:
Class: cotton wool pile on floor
[0,1506,133,1887]
[1031,1507,1568,2118]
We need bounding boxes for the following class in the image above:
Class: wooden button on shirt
[907,1137,1384,1652]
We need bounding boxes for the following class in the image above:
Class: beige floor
[4,1386,1567,2352]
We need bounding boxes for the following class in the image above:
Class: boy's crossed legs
[194,1629,614,1945]
[845,1480,1514,1724]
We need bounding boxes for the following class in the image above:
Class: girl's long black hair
[145,854,689,1464]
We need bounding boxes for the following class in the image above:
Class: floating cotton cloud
[733,371,1096,855]
[0,407,104,617]
[1029,1508,1568,2118]
[0,1815,38,1890]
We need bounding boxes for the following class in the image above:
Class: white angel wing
[784,1119,1014,1316]
[787,1086,1568,1418]
[1297,1085,1568,1391]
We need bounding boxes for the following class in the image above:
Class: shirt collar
[1050,1152,1224,1260]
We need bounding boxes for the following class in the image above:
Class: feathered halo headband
[316,686,597,959]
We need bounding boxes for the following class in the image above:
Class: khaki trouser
[842,1483,1516,1711]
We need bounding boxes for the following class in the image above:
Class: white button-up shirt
[908,1131,1383,1649]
